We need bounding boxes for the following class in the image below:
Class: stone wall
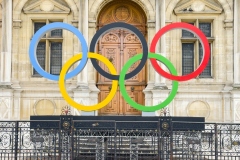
[0,0,239,122]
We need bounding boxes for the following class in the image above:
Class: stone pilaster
[74,0,97,116]
[223,19,233,83]
[13,90,22,120]
[234,0,240,86]
[0,0,12,84]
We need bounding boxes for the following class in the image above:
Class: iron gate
[0,119,240,159]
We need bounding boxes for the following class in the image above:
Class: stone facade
[0,0,239,122]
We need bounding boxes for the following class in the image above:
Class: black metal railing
[0,120,239,160]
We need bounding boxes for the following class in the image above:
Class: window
[33,20,63,76]
[181,20,213,78]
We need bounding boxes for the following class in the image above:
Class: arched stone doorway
[97,0,147,115]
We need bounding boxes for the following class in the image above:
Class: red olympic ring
[150,22,210,81]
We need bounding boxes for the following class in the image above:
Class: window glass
[199,23,211,37]
[199,43,211,77]
[182,43,194,75]
[182,23,195,37]
[33,42,46,75]
[50,42,62,75]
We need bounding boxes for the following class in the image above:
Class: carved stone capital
[13,20,22,29]
[147,21,155,28]
[165,20,173,25]
[89,20,96,28]
[224,20,233,28]
[71,20,78,28]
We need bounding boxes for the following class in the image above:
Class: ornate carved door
[97,1,147,115]
[97,29,146,115]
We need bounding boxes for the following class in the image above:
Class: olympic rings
[150,22,210,81]
[90,22,148,80]
[119,53,178,112]
[29,22,88,81]
[29,22,210,112]
[59,53,118,111]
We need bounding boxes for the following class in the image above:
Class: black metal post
[157,120,161,160]
[215,123,218,160]
[114,121,117,160]
[14,121,19,160]
[59,121,62,160]
[170,121,173,160]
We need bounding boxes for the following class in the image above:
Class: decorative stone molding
[33,99,57,115]
[14,0,78,19]
[174,0,222,14]
[23,0,70,14]
[147,21,155,28]
[166,0,232,20]
[165,20,173,25]
[224,20,233,28]
[71,20,78,28]
[40,0,54,12]
[89,20,97,28]
[186,100,211,119]
[13,20,21,29]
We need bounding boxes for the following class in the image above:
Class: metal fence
[0,120,239,160]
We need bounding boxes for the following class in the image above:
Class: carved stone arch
[13,0,78,20]
[89,0,154,21]
[166,0,233,20]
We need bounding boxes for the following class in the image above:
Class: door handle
[131,86,134,92]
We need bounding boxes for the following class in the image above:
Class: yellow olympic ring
[59,52,118,111]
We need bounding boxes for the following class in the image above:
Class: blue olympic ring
[29,22,88,81]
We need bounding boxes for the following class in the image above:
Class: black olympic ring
[90,22,148,80]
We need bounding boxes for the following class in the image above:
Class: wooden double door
[97,29,146,115]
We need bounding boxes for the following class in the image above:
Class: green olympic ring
[119,53,179,112]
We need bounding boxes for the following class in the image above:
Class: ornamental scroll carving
[101,33,120,43]
[124,34,140,43]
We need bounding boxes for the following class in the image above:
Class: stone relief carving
[191,0,205,12]
[33,99,56,115]
[174,0,222,14]
[23,0,70,14]
[40,0,54,12]
[187,100,210,119]
[0,98,10,119]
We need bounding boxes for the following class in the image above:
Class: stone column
[77,0,88,87]
[73,0,96,116]
[154,0,167,87]
[143,0,165,116]
[234,0,240,86]
[0,0,12,84]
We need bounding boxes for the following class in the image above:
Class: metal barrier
[0,120,239,160]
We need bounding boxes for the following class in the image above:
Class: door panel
[97,29,146,116]
[98,86,120,115]
[123,86,144,115]
[98,45,120,84]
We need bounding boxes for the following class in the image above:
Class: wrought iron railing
[0,120,239,160]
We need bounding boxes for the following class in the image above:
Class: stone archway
[89,0,154,21]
